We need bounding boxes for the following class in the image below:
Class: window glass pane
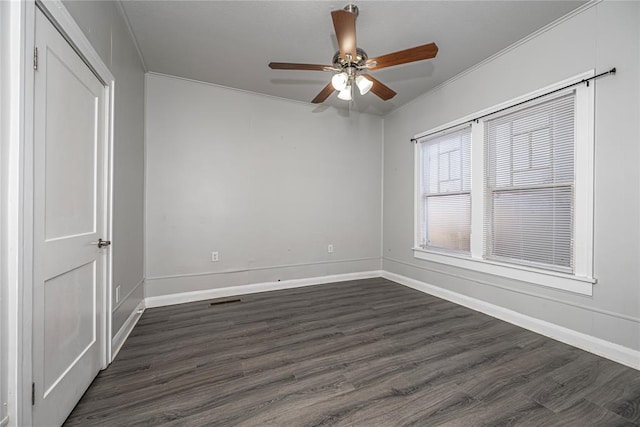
[487,94,574,189]
[491,187,572,268]
[425,194,471,252]
[422,127,471,196]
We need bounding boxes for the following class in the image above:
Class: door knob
[91,238,111,248]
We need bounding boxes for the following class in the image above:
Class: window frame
[413,71,596,295]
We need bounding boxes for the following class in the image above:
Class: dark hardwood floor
[64,278,640,426]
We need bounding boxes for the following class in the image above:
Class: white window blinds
[419,126,472,252]
[485,92,575,271]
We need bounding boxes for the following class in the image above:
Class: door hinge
[31,382,35,405]
[33,47,38,71]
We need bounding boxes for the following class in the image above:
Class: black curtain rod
[410,67,616,143]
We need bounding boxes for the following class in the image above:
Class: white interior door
[32,8,108,426]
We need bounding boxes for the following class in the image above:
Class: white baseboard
[115,269,639,372]
[111,299,145,361]
[112,277,144,312]
[145,270,383,308]
[382,271,640,371]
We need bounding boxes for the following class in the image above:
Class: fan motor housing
[333,47,368,68]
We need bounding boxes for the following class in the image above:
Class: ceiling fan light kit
[331,72,349,91]
[355,75,373,95]
[268,4,439,104]
[337,87,352,101]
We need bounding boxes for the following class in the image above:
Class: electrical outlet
[211,251,219,262]
[328,244,334,253]
[115,285,120,303]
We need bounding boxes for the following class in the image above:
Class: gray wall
[383,1,640,352]
[63,1,145,337]
[144,74,382,297]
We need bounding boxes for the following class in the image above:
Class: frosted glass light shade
[337,86,352,101]
[331,72,348,91]
[356,75,373,95]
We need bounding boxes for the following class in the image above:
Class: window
[414,72,595,295]
[418,126,471,252]
[485,94,575,272]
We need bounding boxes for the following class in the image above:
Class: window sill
[412,248,595,296]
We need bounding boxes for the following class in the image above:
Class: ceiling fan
[268,4,438,104]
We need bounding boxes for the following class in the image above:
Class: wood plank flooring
[64,278,640,426]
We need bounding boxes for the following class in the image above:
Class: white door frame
[8,1,114,424]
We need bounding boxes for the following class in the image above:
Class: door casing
[9,1,115,424]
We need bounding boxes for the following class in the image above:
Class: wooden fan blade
[331,9,357,62]
[269,62,332,71]
[362,74,396,100]
[366,42,438,70]
[311,82,335,104]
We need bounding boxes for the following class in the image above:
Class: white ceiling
[120,0,587,115]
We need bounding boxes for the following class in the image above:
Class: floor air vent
[209,299,242,307]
